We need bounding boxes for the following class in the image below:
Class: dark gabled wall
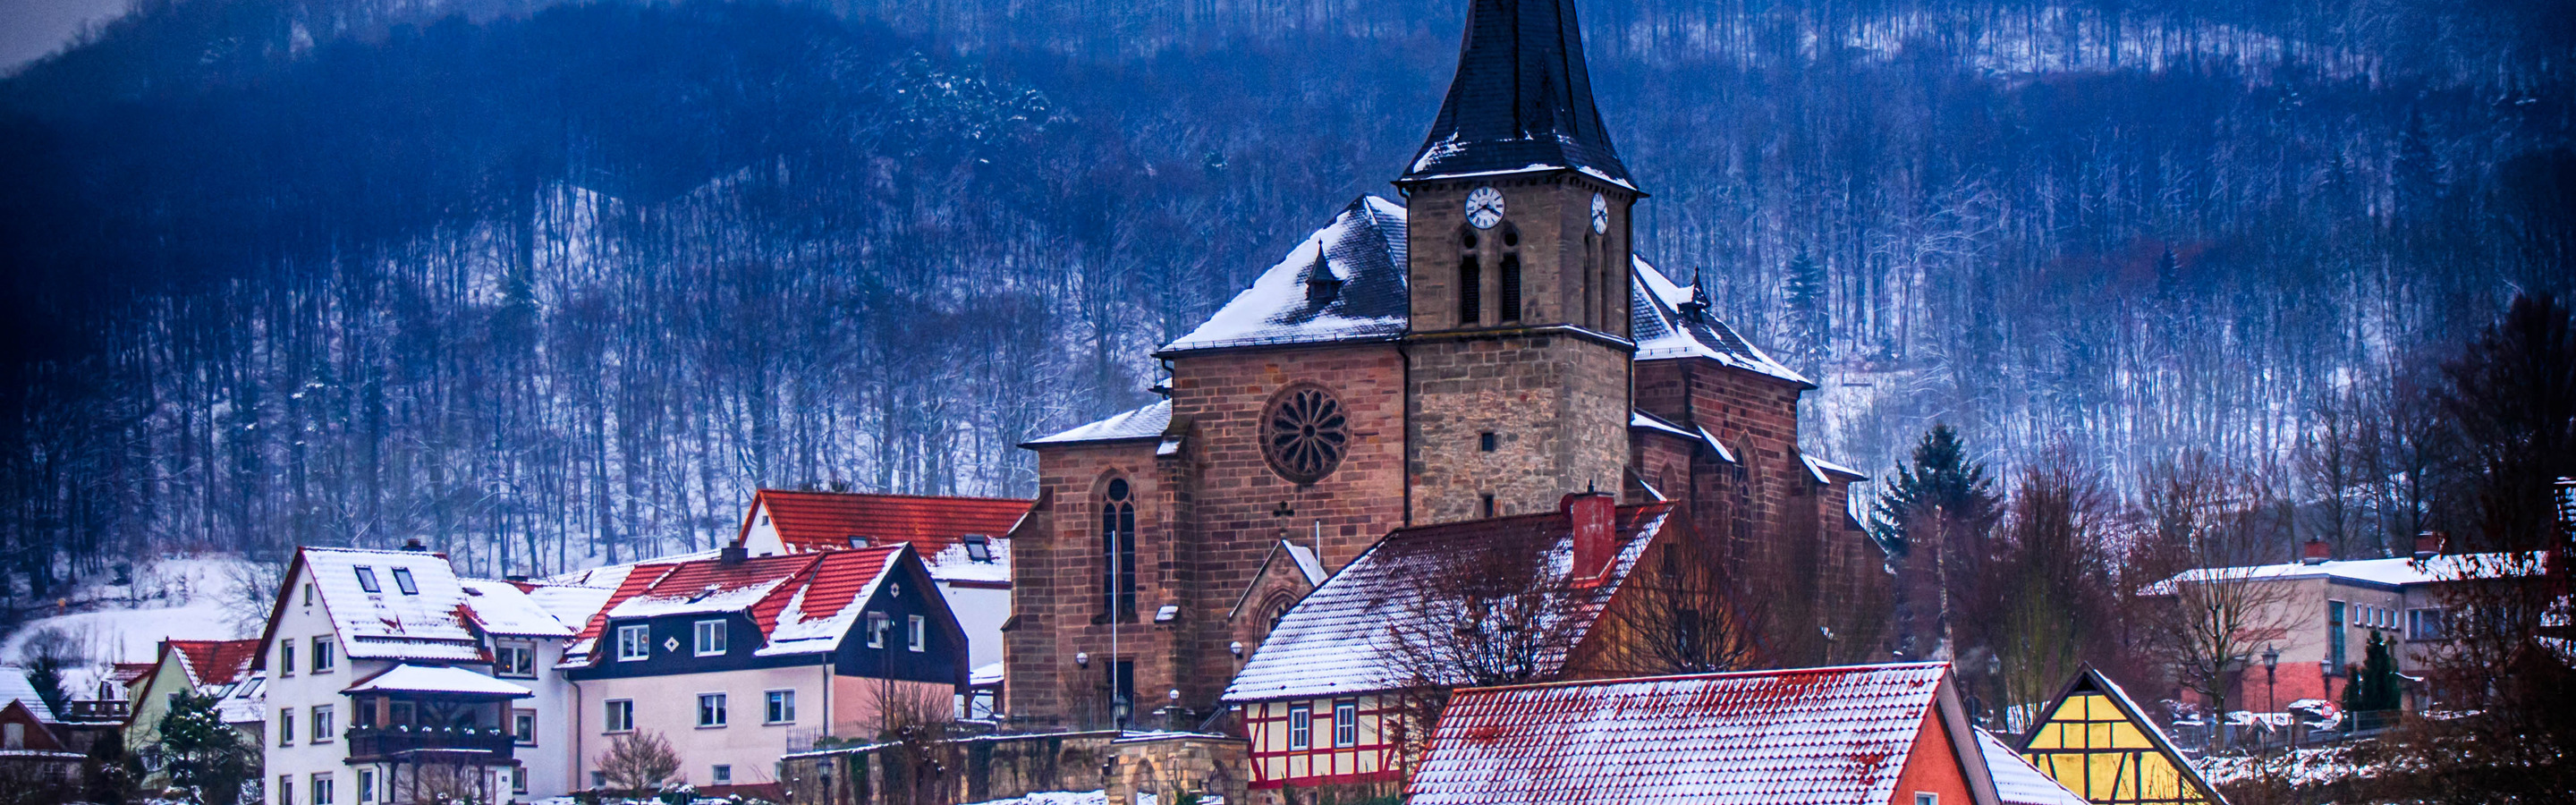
[565,610,818,680]
[835,556,969,689]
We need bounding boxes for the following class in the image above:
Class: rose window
[1263,386,1348,484]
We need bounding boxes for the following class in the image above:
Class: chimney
[2300,537,2330,565]
[2413,531,2447,561]
[401,538,427,552]
[720,545,749,565]
[1563,490,1618,585]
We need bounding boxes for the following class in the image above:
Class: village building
[729,488,1031,670]
[1403,662,2028,805]
[0,672,84,787]
[1007,0,1881,733]
[2012,665,2224,805]
[2140,535,2554,712]
[560,543,969,795]
[1218,493,1686,796]
[257,544,587,805]
[123,638,266,768]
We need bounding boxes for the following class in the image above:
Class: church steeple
[1402,0,1629,184]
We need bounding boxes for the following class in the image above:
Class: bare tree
[596,731,681,794]
[867,679,959,805]
[1990,455,2123,732]
[1377,527,1594,768]
[1593,538,1761,676]
[2133,454,2302,742]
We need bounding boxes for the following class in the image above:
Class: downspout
[567,656,582,795]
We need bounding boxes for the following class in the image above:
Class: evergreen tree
[156,691,254,805]
[1872,424,2004,661]
[2342,630,2403,713]
[1872,424,2002,555]
[1784,250,1828,369]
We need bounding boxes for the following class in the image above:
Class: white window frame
[908,614,927,652]
[311,772,334,805]
[1917,794,1938,805]
[279,708,294,746]
[617,624,650,661]
[698,692,728,727]
[1287,707,1311,750]
[390,567,417,595]
[867,612,890,648]
[311,637,335,673]
[279,775,293,805]
[712,764,733,784]
[495,640,537,678]
[354,567,379,593]
[513,708,538,746]
[310,705,334,743]
[603,699,634,733]
[1333,699,1357,747]
[765,690,797,724]
[512,765,528,794]
[694,619,728,657]
[356,768,375,804]
[281,641,296,677]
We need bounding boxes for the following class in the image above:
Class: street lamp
[2262,645,2282,750]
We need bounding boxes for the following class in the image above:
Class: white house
[256,543,592,805]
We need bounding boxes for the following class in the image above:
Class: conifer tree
[155,691,253,805]
[1872,424,2003,661]
[2342,631,2403,714]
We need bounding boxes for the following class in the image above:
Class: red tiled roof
[1407,663,1961,805]
[108,663,157,686]
[578,545,907,660]
[167,640,260,686]
[570,563,681,646]
[739,489,1030,555]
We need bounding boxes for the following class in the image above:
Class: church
[1002,0,1887,730]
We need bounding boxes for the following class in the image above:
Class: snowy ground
[0,555,267,693]
[965,792,1106,805]
[2199,743,2386,788]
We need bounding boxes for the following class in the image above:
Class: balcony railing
[60,699,131,721]
[343,725,517,760]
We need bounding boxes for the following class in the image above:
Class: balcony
[60,699,131,722]
[343,725,517,761]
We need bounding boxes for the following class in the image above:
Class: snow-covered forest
[0,0,2567,598]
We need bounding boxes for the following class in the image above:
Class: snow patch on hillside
[1,555,270,694]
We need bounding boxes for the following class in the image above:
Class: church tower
[1399,0,1640,523]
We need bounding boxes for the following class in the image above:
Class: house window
[712,765,733,784]
[311,637,335,673]
[303,583,314,606]
[1,723,20,750]
[496,641,537,677]
[1287,707,1311,750]
[310,706,334,743]
[310,773,334,805]
[2409,608,2448,640]
[279,708,294,746]
[356,769,375,804]
[603,699,634,733]
[591,771,606,789]
[1101,478,1138,619]
[511,766,527,794]
[278,776,292,805]
[766,691,796,724]
[617,624,650,661]
[962,534,995,563]
[1333,700,1357,747]
[2327,600,2348,672]
[391,567,417,595]
[698,693,728,727]
[281,641,295,676]
[868,613,890,648]
[694,620,728,656]
[909,615,927,652]
[513,708,537,745]
[1917,794,1937,805]
[354,567,379,593]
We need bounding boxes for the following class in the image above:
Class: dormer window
[354,567,379,594]
[962,535,995,564]
[391,568,418,596]
[1305,255,1342,304]
[847,536,869,548]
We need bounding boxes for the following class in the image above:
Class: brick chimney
[2300,537,2330,565]
[1563,491,1618,585]
[401,537,427,552]
[2413,531,2447,561]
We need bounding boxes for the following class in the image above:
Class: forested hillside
[1,0,2568,599]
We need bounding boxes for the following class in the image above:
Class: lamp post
[2262,645,2282,750]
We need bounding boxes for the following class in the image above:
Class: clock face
[1590,192,1610,233]
[1465,186,1505,229]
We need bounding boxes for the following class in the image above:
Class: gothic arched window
[1458,225,1483,326]
[1100,478,1138,619]
[1499,225,1522,323]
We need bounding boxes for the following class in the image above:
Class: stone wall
[1405,332,1631,526]
[775,731,1247,805]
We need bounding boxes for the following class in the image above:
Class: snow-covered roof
[1224,502,1674,702]
[214,675,264,724]
[1405,663,1962,805]
[521,584,616,633]
[457,580,574,638]
[272,547,484,665]
[1979,730,2089,805]
[166,639,259,687]
[2140,550,2551,596]
[1801,453,1868,484]
[1157,196,1410,354]
[735,489,1027,586]
[1281,542,1326,587]
[343,664,533,698]
[572,547,912,662]
[1024,400,1173,446]
[0,667,58,724]
[1630,258,1811,386]
[1627,410,1693,440]
[970,662,1004,686]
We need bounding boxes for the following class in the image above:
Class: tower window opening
[1500,254,1522,323]
[1481,495,1497,519]
[1458,258,1482,326]
[1461,230,1478,249]
[1479,432,1497,452]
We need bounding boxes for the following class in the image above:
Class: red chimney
[2301,537,2331,565]
[2412,531,2447,561]
[1563,491,1617,585]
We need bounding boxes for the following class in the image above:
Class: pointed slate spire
[1402,0,1630,184]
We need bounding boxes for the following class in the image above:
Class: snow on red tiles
[167,639,259,686]
[1407,663,1982,805]
[740,488,1029,556]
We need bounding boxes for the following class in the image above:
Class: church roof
[1157,196,1410,355]
[1402,0,1631,186]
[1630,258,1812,387]
[1023,399,1174,447]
